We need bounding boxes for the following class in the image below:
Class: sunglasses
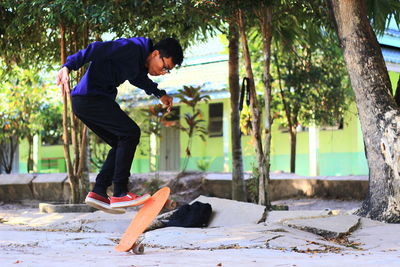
[161,57,171,74]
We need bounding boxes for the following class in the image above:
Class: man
[57,37,183,214]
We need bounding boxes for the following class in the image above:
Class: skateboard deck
[115,187,171,252]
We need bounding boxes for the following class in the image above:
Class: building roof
[378,18,400,49]
[382,46,400,64]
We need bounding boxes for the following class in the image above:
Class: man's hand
[160,94,173,113]
[56,66,70,97]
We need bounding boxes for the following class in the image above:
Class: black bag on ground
[165,201,212,228]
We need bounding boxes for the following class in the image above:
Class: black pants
[71,95,141,196]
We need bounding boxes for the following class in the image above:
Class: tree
[193,0,249,202]
[273,30,352,173]
[0,62,62,173]
[327,0,400,222]
[0,0,93,202]
[237,8,270,206]
[256,3,273,203]
[194,0,275,205]
[1,66,52,172]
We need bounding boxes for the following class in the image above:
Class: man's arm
[129,74,166,98]
[63,38,135,71]
[57,38,135,96]
[130,75,173,112]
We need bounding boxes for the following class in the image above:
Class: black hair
[153,38,184,66]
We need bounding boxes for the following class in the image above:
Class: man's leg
[112,134,140,196]
[71,116,119,197]
[71,95,142,196]
[92,147,116,197]
[71,96,118,196]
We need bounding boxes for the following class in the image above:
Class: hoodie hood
[130,37,153,68]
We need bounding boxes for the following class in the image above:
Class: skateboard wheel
[132,243,144,254]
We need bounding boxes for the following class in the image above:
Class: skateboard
[115,187,174,253]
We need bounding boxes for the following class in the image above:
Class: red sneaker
[110,192,151,208]
[85,192,126,214]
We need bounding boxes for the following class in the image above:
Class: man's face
[146,50,175,76]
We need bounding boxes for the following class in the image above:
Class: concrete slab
[350,217,400,252]
[270,172,368,181]
[143,221,345,252]
[143,224,269,249]
[285,215,361,238]
[0,174,35,184]
[0,208,134,234]
[39,203,96,213]
[0,174,35,202]
[272,198,361,211]
[32,173,67,201]
[191,195,265,227]
[204,172,252,180]
[266,210,332,224]
[33,173,67,183]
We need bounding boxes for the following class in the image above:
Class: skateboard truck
[132,234,145,254]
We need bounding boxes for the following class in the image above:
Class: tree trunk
[0,146,2,174]
[0,136,17,174]
[237,9,268,206]
[70,25,83,176]
[228,21,247,201]
[27,135,34,173]
[275,50,298,174]
[289,126,297,173]
[328,0,400,222]
[78,126,90,202]
[259,4,272,207]
[394,74,400,106]
[60,23,79,203]
[78,22,91,202]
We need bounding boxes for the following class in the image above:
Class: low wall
[0,173,369,203]
[0,173,94,203]
[0,174,36,202]
[202,173,369,201]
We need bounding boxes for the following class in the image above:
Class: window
[208,103,223,137]
[41,158,63,171]
[164,107,180,122]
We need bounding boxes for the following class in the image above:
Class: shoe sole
[110,195,151,208]
[85,198,126,214]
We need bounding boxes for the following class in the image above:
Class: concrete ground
[0,197,399,267]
